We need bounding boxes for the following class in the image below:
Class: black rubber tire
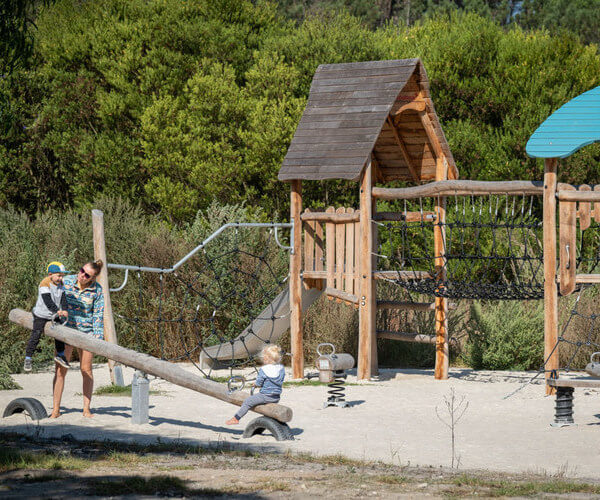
[3,397,48,420]
[243,416,294,441]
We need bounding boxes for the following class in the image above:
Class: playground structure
[278,59,600,391]
[6,59,600,434]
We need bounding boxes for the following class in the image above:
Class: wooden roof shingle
[278,58,457,183]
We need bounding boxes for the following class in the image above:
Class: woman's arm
[92,287,104,338]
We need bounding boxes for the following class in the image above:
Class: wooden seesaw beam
[8,309,292,423]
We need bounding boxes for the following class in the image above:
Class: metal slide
[200,286,322,369]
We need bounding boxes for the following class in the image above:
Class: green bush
[463,300,544,370]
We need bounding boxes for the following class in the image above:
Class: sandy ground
[1,363,600,480]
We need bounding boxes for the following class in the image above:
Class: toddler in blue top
[226,344,285,424]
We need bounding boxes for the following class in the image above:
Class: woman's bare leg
[51,345,73,418]
[79,348,94,417]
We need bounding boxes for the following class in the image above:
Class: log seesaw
[6,308,294,441]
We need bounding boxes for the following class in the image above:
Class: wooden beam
[377,330,437,344]
[559,184,576,296]
[594,185,600,223]
[92,209,122,386]
[544,158,559,395]
[434,156,449,381]
[324,287,358,304]
[290,180,303,379]
[9,309,292,422]
[301,211,360,223]
[386,116,419,182]
[373,270,433,280]
[325,207,335,291]
[557,190,600,202]
[391,101,426,116]
[374,211,436,222]
[358,160,376,380]
[372,180,544,200]
[419,109,445,161]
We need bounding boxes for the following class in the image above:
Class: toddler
[226,345,285,424]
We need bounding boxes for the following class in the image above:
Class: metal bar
[107,222,294,274]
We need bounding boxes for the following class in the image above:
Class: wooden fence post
[92,209,124,386]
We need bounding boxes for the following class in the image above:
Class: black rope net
[110,226,289,382]
[378,194,545,300]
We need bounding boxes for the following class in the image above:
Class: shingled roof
[278,58,457,183]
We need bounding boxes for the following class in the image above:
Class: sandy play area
[1,363,600,480]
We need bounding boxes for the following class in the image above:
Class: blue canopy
[526,86,600,159]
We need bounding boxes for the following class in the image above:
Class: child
[24,262,71,372]
[226,345,285,425]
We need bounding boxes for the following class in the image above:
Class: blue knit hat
[46,261,69,274]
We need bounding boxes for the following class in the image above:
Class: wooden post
[358,159,377,379]
[434,158,449,380]
[9,308,292,423]
[544,158,559,395]
[559,185,576,296]
[290,180,304,379]
[92,209,124,386]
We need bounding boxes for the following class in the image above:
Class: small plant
[436,388,469,469]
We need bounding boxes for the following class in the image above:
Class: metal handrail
[107,221,294,291]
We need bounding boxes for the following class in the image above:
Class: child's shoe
[54,353,70,369]
[23,358,32,372]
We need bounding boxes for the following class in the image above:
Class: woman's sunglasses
[79,267,92,279]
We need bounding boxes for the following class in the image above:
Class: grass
[93,384,164,396]
[450,474,600,496]
[0,448,87,472]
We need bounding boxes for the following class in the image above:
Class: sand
[1,363,599,479]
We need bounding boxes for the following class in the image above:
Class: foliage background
[2,0,600,381]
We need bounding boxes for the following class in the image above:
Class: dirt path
[2,434,600,498]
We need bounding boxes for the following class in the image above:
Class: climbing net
[109,225,290,382]
[378,194,545,300]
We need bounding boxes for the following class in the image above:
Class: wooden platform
[547,377,600,388]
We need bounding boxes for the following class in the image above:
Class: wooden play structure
[280,59,458,381]
[280,59,600,389]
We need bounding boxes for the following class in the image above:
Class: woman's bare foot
[50,410,60,419]
[225,417,239,425]
[82,410,94,418]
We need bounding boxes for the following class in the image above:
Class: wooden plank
[377,330,437,344]
[9,309,292,422]
[335,207,345,291]
[386,116,418,182]
[287,141,374,152]
[578,184,591,231]
[294,118,388,130]
[293,126,385,137]
[372,180,545,200]
[289,133,379,144]
[559,184,577,296]
[316,59,418,72]
[92,209,120,385]
[595,185,600,223]
[297,112,382,123]
[325,207,335,291]
[557,190,600,202]
[307,96,404,108]
[283,157,369,167]
[313,220,324,291]
[345,208,355,295]
[378,301,454,311]
[301,211,360,223]
[312,72,415,87]
[374,270,433,280]
[303,104,392,116]
[324,287,358,305]
[544,158,559,395]
[303,209,315,273]
[358,160,376,380]
[306,82,411,93]
[290,180,304,379]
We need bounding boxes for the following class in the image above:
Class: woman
[51,260,104,418]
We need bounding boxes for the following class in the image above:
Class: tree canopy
[0,0,599,221]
